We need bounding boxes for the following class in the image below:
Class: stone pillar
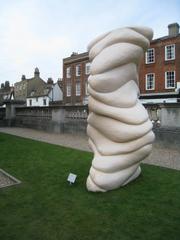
[52,107,65,133]
[5,102,17,119]
[4,100,25,126]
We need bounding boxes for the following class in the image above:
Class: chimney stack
[47,77,53,85]
[34,67,40,77]
[168,23,179,37]
[21,75,26,80]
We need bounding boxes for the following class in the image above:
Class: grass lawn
[0,132,180,240]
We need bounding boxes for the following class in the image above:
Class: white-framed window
[66,82,71,96]
[85,62,91,75]
[85,82,89,95]
[145,48,155,64]
[76,82,81,96]
[76,65,81,76]
[165,44,175,61]
[43,99,47,106]
[66,67,71,78]
[29,99,32,106]
[165,71,175,89]
[145,73,155,90]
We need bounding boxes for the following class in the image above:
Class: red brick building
[139,22,180,103]
[62,23,180,105]
[63,52,90,105]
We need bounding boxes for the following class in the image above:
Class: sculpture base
[86,166,141,192]
[122,166,141,186]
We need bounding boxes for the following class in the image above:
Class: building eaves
[151,33,180,43]
[63,52,89,64]
[140,91,180,99]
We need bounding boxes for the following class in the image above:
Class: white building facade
[26,82,63,107]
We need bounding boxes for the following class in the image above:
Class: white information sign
[67,173,77,184]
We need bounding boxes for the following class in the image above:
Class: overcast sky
[0,0,180,85]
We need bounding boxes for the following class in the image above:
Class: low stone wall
[15,107,52,131]
[144,128,180,170]
[2,102,180,134]
[159,104,180,128]
[0,108,5,120]
[0,108,5,127]
[14,105,88,135]
[144,102,180,128]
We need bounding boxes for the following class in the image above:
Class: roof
[27,85,52,98]
[26,77,47,97]
[151,33,180,43]
[63,52,89,64]
[57,79,63,89]
[0,87,13,105]
[14,74,47,100]
[63,32,180,64]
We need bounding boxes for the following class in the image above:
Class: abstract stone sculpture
[86,26,155,192]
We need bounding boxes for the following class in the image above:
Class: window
[76,82,81,96]
[76,65,81,76]
[85,82,89,95]
[66,82,71,96]
[85,62,91,75]
[145,48,155,64]
[165,71,175,89]
[165,44,175,60]
[36,98,38,102]
[145,73,155,90]
[43,99,47,106]
[29,99,32,106]
[66,67,71,78]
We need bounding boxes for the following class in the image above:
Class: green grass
[0,132,180,240]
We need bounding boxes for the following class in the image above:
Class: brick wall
[62,32,180,105]
[63,53,89,105]
[139,35,180,94]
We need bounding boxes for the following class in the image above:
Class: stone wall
[14,105,88,135]
[159,103,180,128]
[0,108,5,127]
[15,107,52,131]
[0,108,5,120]
[1,103,180,169]
[144,102,180,128]
[2,102,180,134]
[144,128,180,170]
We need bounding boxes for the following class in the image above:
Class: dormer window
[30,90,35,96]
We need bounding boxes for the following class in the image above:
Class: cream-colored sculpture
[86,26,155,192]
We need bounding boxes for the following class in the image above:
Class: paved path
[0,127,90,152]
[0,127,179,170]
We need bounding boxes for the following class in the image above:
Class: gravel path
[0,168,21,189]
[0,127,90,152]
[0,127,179,171]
